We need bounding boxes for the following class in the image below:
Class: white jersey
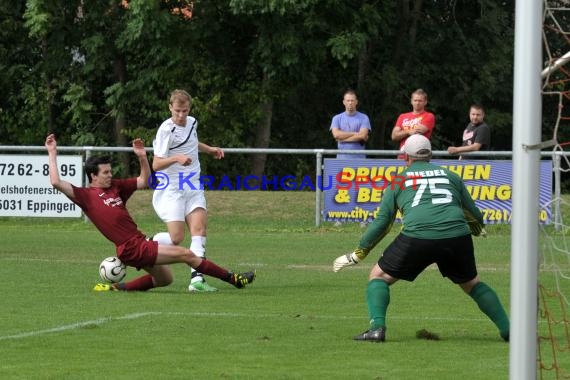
[153,116,200,190]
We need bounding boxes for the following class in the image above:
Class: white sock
[152,232,173,245]
[190,236,206,283]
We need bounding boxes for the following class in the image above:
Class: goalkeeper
[333,134,509,343]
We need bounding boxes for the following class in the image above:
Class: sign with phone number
[323,159,552,225]
[0,155,83,217]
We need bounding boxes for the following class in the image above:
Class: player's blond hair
[169,89,192,105]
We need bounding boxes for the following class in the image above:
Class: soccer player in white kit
[152,89,224,292]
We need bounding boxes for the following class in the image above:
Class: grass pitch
[0,191,567,379]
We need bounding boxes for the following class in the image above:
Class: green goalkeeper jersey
[358,160,483,252]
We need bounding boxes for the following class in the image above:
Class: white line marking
[0,312,158,341]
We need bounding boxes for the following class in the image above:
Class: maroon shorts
[116,235,158,270]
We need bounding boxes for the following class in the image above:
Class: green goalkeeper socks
[366,279,390,330]
[469,282,510,339]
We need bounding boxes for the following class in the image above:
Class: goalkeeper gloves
[333,252,360,272]
[467,220,488,237]
[468,220,483,236]
[463,208,486,237]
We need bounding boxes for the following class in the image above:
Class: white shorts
[152,188,207,222]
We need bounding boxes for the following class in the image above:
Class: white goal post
[510,1,543,379]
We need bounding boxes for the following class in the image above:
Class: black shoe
[230,271,256,289]
[353,328,386,342]
[501,331,509,342]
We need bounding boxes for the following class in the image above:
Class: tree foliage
[1,0,543,180]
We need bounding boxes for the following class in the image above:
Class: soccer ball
[99,257,126,283]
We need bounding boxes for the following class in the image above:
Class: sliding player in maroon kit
[45,133,255,291]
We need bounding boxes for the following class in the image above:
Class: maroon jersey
[71,179,145,246]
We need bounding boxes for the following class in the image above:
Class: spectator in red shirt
[391,89,436,159]
[44,134,255,291]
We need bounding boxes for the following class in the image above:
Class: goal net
[539,1,570,378]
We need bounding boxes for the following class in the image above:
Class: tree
[3,0,522,182]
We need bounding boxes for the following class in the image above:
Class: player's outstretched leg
[194,258,256,289]
[156,245,256,289]
[93,267,173,292]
